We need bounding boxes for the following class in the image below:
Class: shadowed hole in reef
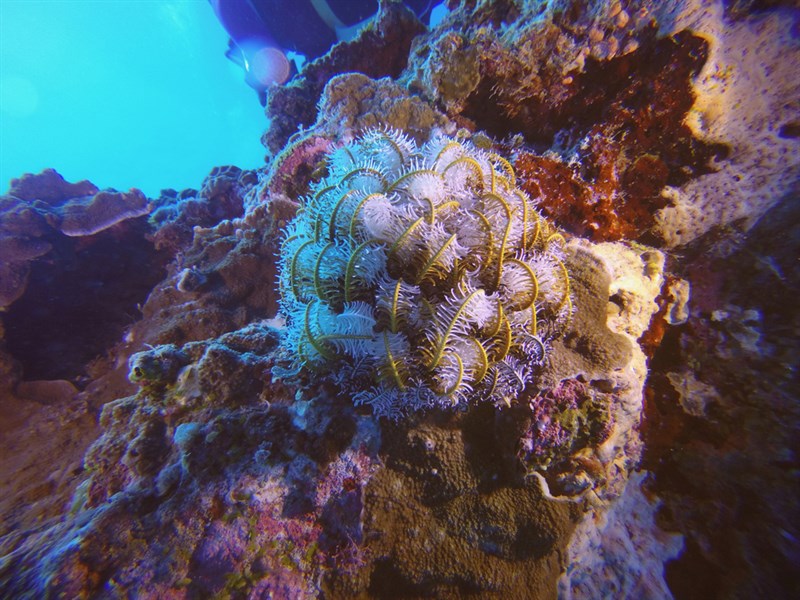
[367,559,484,598]
[368,560,425,598]
[665,538,724,600]
[462,402,521,490]
[4,221,168,384]
[642,193,800,599]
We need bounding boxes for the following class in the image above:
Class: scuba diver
[209,0,436,105]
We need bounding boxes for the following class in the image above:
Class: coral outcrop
[0,171,165,384]
[642,193,800,598]
[149,165,256,254]
[1,1,798,598]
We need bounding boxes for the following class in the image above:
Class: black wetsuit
[215,0,432,60]
[211,0,433,104]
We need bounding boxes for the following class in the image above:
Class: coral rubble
[1,1,798,598]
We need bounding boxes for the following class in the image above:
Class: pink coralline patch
[185,479,333,597]
[519,379,613,468]
[521,379,584,460]
[315,446,377,509]
[315,446,379,551]
[190,519,251,587]
[266,135,333,200]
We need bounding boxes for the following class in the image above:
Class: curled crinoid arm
[334,302,376,336]
[423,283,495,370]
[303,185,336,226]
[294,300,339,364]
[441,154,488,194]
[282,237,318,304]
[427,136,468,169]
[359,126,418,177]
[456,210,494,271]
[431,352,473,407]
[519,332,548,365]
[477,191,514,290]
[313,301,377,360]
[479,297,504,338]
[484,308,513,363]
[498,257,539,311]
[343,240,386,303]
[324,143,363,180]
[403,380,437,412]
[524,250,572,327]
[480,362,521,408]
[375,277,421,333]
[524,252,564,307]
[397,172,449,214]
[338,159,389,194]
[483,356,534,408]
[386,214,428,269]
[411,222,467,286]
[489,152,516,189]
[454,337,490,385]
[552,256,574,325]
[503,190,529,252]
[507,188,538,250]
[312,241,351,305]
[327,188,368,241]
[332,354,374,387]
[351,193,394,240]
[375,330,413,391]
[353,384,403,421]
[386,158,443,198]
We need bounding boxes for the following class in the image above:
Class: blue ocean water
[0,0,266,197]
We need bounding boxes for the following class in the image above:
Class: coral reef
[651,2,800,247]
[0,169,150,308]
[1,1,798,598]
[404,4,730,244]
[642,192,800,599]
[0,171,166,384]
[347,417,579,597]
[149,165,256,254]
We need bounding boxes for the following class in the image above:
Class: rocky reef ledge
[1,1,798,598]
